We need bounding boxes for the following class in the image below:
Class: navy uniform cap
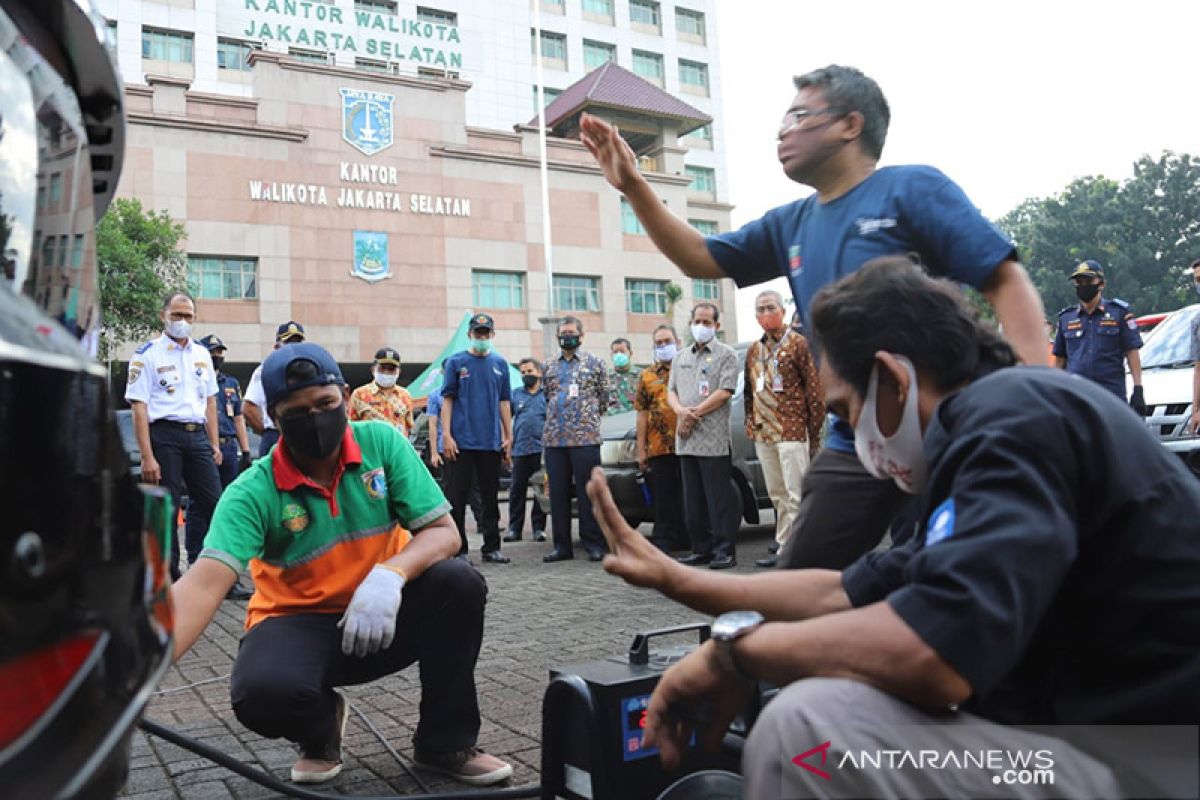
[198,334,226,352]
[261,342,345,407]
[1070,260,1105,280]
[374,347,401,366]
[275,320,306,342]
[469,313,495,332]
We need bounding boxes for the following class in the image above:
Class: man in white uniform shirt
[125,292,222,579]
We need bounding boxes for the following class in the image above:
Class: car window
[1140,306,1199,368]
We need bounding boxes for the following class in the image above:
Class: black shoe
[225,583,253,601]
[768,541,780,554]
[532,530,547,542]
[481,550,511,564]
[709,555,737,570]
[503,532,522,543]
[586,549,606,562]
[754,554,778,568]
[677,552,713,566]
[543,549,574,563]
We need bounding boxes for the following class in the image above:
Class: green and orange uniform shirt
[201,420,451,630]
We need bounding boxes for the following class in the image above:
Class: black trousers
[258,428,280,459]
[648,454,689,550]
[507,452,547,535]
[544,445,605,554]
[150,421,222,579]
[680,454,738,559]
[444,449,501,555]
[217,438,239,489]
[778,448,908,570]
[230,558,486,755]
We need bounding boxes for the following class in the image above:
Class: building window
[416,6,457,26]
[357,57,395,74]
[531,29,567,68]
[217,38,257,71]
[418,66,460,79]
[532,85,562,108]
[540,0,565,13]
[686,165,715,196]
[683,123,713,149]
[48,173,62,204]
[105,19,118,64]
[288,48,331,64]
[57,235,69,267]
[355,0,397,12]
[629,0,661,31]
[188,256,259,300]
[553,275,601,313]
[583,39,616,70]
[36,185,45,211]
[631,49,663,85]
[141,28,193,63]
[626,279,668,315]
[70,234,85,269]
[41,235,54,267]
[620,198,646,235]
[693,278,720,301]
[582,0,614,22]
[678,59,709,95]
[689,219,718,236]
[472,270,525,310]
[675,7,706,42]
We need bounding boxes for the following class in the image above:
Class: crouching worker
[168,342,513,787]
[588,258,1200,799]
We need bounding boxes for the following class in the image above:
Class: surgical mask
[165,319,191,340]
[1074,283,1101,302]
[279,403,347,461]
[613,352,630,369]
[374,372,398,389]
[654,343,677,363]
[853,356,928,495]
[522,374,539,389]
[470,338,492,355]
[559,334,581,351]
[691,324,716,344]
[210,356,225,372]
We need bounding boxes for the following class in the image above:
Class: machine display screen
[620,694,655,762]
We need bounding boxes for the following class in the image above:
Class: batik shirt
[541,350,608,447]
[634,362,677,458]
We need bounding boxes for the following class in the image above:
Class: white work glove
[338,566,405,657]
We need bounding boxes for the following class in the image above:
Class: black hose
[138,718,541,800]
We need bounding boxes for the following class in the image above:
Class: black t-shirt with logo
[843,366,1200,726]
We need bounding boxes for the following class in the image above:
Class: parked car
[0,1,174,797]
[534,342,775,528]
[1128,303,1200,477]
[1135,312,1169,335]
[115,409,263,481]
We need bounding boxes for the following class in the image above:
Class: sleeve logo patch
[362,467,388,500]
[924,498,956,547]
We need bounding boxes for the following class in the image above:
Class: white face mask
[691,323,716,344]
[375,372,398,389]
[653,343,677,363]
[165,319,191,340]
[853,355,928,495]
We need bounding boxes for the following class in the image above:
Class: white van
[1129,304,1200,477]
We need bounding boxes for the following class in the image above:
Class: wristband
[376,562,408,582]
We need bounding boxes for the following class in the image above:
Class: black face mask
[559,334,581,351]
[522,374,539,389]
[210,356,225,372]
[1074,283,1101,302]
[279,403,347,461]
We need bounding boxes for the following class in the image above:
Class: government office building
[98,0,736,377]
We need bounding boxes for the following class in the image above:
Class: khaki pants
[744,678,1133,799]
[754,440,810,546]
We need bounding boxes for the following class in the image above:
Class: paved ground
[120,516,777,799]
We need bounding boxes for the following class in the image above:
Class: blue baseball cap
[261,342,345,408]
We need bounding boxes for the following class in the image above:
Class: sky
[717,0,1200,340]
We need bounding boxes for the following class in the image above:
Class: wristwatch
[712,610,764,681]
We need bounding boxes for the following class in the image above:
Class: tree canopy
[97,198,187,359]
[997,151,1200,317]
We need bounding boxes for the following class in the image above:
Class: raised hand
[580,113,642,193]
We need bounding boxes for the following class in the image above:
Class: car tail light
[0,630,103,751]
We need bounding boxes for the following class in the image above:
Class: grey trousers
[743,678,1126,800]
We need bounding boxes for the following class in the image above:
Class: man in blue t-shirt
[580,64,1047,570]
[440,313,513,563]
[504,358,548,542]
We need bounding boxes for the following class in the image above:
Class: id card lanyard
[756,331,789,393]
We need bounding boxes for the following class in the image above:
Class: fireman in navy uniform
[1053,260,1147,414]
[199,334,252,488]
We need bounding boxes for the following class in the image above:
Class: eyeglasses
[778,107,843,137]
[755,304,781,314]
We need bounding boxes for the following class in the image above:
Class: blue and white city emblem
[352,230,392,283]
[340,87,394,156]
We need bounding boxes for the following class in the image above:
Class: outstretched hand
[579,113,642,194]
[586,466,674,589]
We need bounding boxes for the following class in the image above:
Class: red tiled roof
[528,61,711,131]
